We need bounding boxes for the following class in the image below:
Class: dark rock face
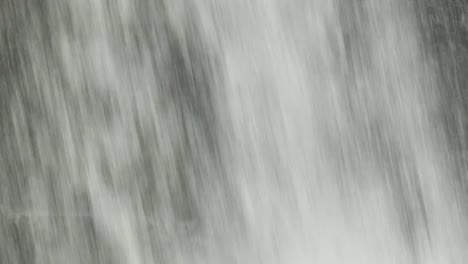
[416,0,468,208]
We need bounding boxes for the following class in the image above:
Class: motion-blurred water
[1,0,468,263]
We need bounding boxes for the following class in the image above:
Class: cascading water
[1,0,467,263]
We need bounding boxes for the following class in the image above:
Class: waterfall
[1,0,467,263]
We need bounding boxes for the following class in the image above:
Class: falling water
[1,0,468,263]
